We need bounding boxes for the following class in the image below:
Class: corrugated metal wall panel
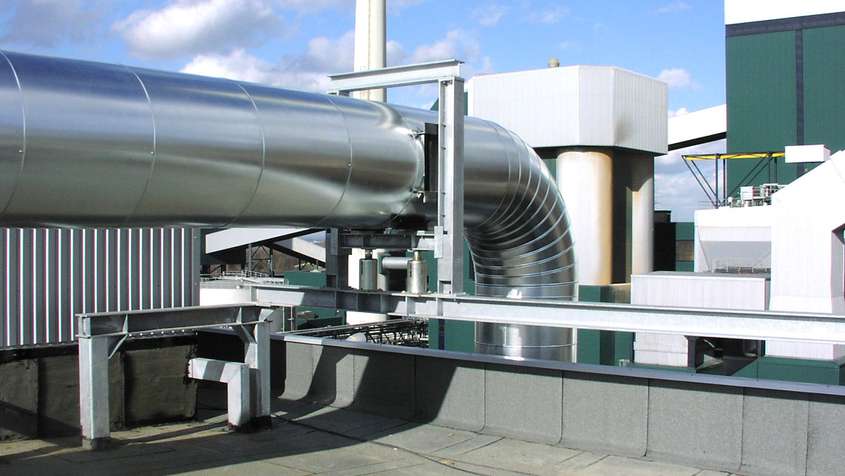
[0,227,198,349]
[468,65,667,154]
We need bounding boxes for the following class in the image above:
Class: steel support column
[244,321,271,423]
[78,335,111,449]
[436,77,465,294]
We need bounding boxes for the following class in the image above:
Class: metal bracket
[328,59,463,95]
[328,59,465,296]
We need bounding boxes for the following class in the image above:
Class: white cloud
[114,0,282,59]
[526,6,569,24]
[655,139,726,220]
[656,1,691,14]
[180,28,405,93]
[182,49,279,83]
[1,0,106,47]
[472,4,508,27]
[668,107,689,118]
[183,49,335,91]
[181,30,354,91]
[393,30,491,104]
[409,29,481,64]
[180,28,490,106]
[658,68,693,89]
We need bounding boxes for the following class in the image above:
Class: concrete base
[80,436,113,451]
[228,415,272,433]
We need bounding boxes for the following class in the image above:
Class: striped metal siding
[0,228,199,349]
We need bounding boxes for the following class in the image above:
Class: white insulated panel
[766,150,845,359]
[631,271,769,367]
[784,144,830,164]
[468,65,667,154]
[694,207,773,273]
[1,227,199,349]
[631,272,770,310]
[667,104,726,148]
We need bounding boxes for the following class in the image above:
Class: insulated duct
[0,51,575,359]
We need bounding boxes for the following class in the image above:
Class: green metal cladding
[726,23,845,193]
[726,31,798,193]
[803,25,845,152]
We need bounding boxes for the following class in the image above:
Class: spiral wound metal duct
[0,51,575,360]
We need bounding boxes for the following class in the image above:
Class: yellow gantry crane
[681,151,784,207]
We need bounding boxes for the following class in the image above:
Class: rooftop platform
[0,397,725,476]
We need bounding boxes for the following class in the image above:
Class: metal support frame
[328,59,465,295]
[682,152,780,207]
[77,304,271,449]
[337,231,416,250]
[435,77,465,294]
[76,285,845,449]
[328,59,463,94]
[249,285,845,345]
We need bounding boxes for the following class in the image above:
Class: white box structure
[468,66,667,154]
[767,150,845,360]
[784,144,830,164]
[631,272,769,367]
[694,207,773,273]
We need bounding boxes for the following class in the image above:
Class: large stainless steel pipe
[0,51,576,359]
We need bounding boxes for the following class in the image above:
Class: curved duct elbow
[0,51,576,358]
[467,127,575,300]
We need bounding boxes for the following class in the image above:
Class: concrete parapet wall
[0,340,197,439]
[280,338,845,476]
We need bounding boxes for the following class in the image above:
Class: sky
[0,0,727,221]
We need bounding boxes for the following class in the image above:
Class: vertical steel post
[190,229,201,305]
[325,228,350,288]
[436,77,465,294]
[78,335,111,449]
[244,320,271,424]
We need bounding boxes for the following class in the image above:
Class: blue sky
[0,0,728,220]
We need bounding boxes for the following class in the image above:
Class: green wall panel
[675,261,694,272]
[804,25,845,152]
[733,356,845,385]
[675,222,694,241]
[726,31,798,193]
[283,271,339,319]
[577,285,634,365]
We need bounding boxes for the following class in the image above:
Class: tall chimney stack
[353,0,386,102]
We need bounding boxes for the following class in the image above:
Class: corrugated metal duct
[1,227,199,349]
[0,51,575,359]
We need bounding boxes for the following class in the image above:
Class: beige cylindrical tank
[353,0,386,102]
[555,148,613,285]
[630,156,655,275]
